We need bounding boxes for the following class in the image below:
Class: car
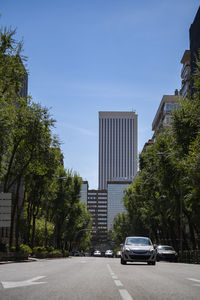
[93,250,101,257]
[156,245,178,262]
[105,250,114,257]
[73,251,84,256]
[121,236,156,265]
[115,250,122,258]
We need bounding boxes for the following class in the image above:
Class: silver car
[105,250,114,257]
[156,245,178,262]
[121,236,156,265]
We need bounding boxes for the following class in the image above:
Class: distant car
[73,251,84,256]
[105,250,114,257]
[156,245,178,262]
[93,250,101,257]
[115,251,122,258]
[121,236,156,265]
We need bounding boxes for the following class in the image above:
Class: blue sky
[1,0,199,188]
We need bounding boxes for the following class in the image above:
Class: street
[0,257,200,300]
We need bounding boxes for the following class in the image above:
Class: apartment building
[152,94,180,138]
[87,190,107,242]
[180,50,191,98]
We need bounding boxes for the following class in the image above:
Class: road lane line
[107,263,114,275]
[119,289,133,300]
[187,278,200,283]
[2,276,47,289]
[114,280,123,287]
[107,263,133,300]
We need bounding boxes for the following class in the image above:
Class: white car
[121,236,156,265]
[93,250,101,257]
[105,250,114,257]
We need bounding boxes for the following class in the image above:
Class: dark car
[156,245,178,262]
[121,236,156,265]
[73,251,84,256]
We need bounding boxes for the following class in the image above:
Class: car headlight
[124,246,130,251]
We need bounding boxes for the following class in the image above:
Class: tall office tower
[98,111,138,190]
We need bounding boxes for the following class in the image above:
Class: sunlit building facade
[98,111,138,190]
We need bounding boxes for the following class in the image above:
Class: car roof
[125,236,150,239]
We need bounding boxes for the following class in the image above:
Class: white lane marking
[107,263,114,274]
[2,276,47,289]
[187,278,200,283]
[107,263,133,300]
[119,289,133,300]
[114,280,123,287]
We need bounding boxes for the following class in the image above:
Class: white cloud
[60,122,97,137]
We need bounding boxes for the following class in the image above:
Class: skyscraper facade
[98,111,138,190]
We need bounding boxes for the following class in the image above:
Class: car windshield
[158,246,174,251]
[126,237,151,246]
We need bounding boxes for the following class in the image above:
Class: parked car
[121,236,156,265]
[115,251,122,258]
[93,250,101,257]
[105,250,114,257]
[156,245,178,262]
[73,251,84,256]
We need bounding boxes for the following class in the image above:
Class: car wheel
[121,257,126,265]
[148,261,156,265]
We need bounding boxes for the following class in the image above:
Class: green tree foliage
[113,54,200,250]
[0,27,27,179]
[112,212,130,245]
[52,169,92,251]
[0,25,92,253]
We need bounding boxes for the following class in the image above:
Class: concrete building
[80,181,88,206]
[87,189,107,242]
[107,181,132,230]
[180,50,191,98]
[98,111,138,190]
[152,95,180,137]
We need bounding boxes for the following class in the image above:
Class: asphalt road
[0,257,200,300]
